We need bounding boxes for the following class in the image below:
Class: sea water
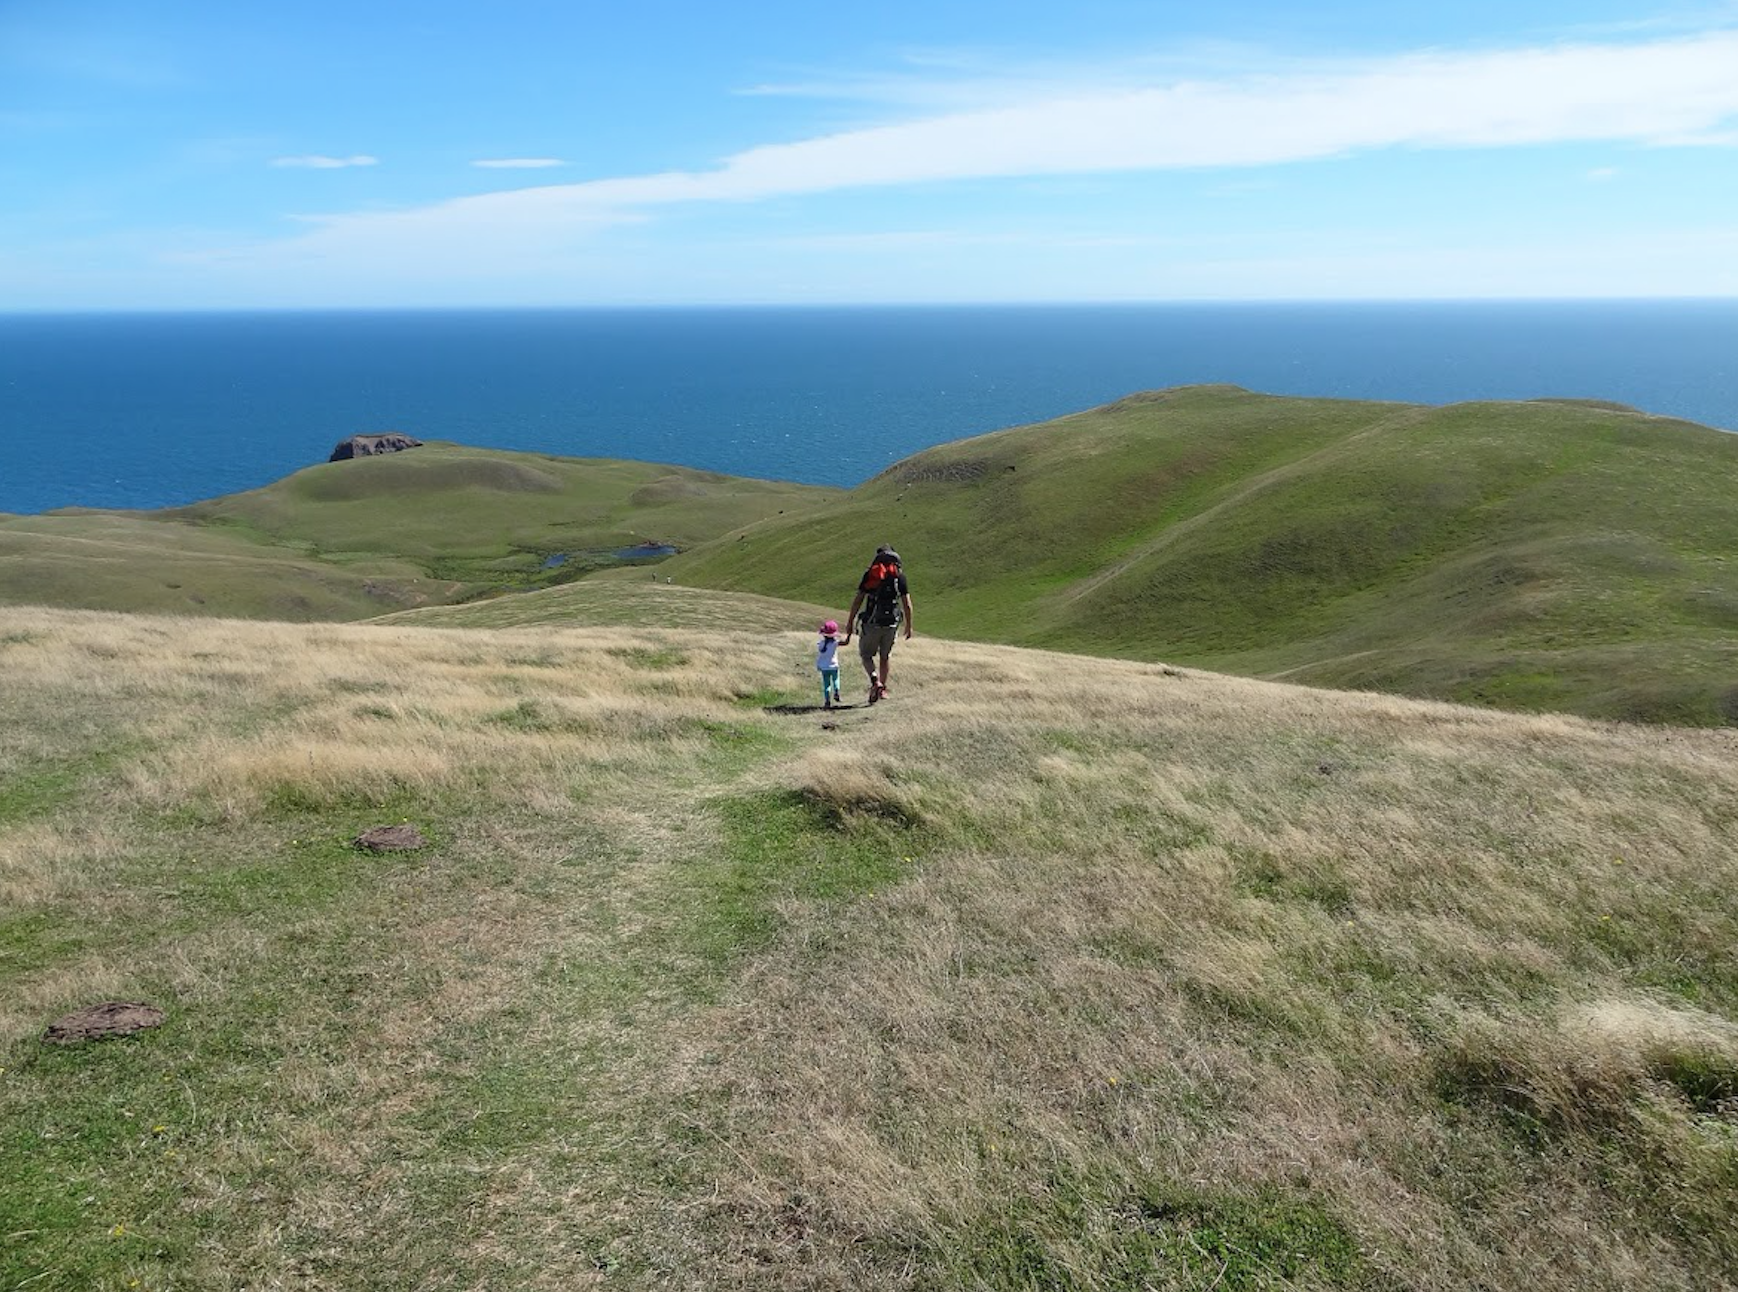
[2,301,1735,515]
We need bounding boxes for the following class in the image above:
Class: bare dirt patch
[43,1000,165,1043]
[355,824,427,852]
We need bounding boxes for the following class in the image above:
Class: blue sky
[4,0,1737,309]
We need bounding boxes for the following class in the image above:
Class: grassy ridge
[0,511,452,620]
[3,597,1737,1288]
[0,444,839,620]
[374,569,832,634]
[170,442,837,570]
[665,386,1738,723]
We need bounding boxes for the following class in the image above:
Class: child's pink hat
[821,620,839,636]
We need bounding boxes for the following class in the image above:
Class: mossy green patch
[0,747,130,826]
[935,1174,1384,1291]
[693,790,914,967]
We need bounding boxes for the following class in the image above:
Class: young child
[816,620,843,708]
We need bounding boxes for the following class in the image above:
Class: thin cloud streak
[472,158,567,169]
[270,154,379,169]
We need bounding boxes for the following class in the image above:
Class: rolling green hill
[0,443,839,620]
[0,510,451,620]
[167,441,835,568]
[664,385,1738,724]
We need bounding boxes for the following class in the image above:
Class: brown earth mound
[44,1001,166,1044]
[355,824,426,852]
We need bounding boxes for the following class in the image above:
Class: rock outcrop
[328,433,424,462]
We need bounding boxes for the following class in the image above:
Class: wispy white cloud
[1649,128,1738,146]
[1558,0,1738,39]
[740,41,1324,111]
[211,28,1738,288]
[270,154,379,169]
[472,158,566,169]
[1587,166,1619,181]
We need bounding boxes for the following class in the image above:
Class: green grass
[695,790,915,962]
[938,1176,1383,1292]
[0,747,134,826]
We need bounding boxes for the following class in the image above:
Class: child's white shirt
[816,637,840,670]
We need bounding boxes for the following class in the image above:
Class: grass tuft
[792,752,925,828]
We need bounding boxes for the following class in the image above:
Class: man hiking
[841,545,912,704]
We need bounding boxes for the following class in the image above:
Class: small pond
[540,543,679,570]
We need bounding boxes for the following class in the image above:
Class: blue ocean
[2,302,1735,515]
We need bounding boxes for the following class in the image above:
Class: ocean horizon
[3,300,1736,516]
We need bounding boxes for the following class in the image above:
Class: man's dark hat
[876,545,900,563]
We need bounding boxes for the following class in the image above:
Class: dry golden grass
[3,605,1736,1290]
[664,641,1738,1289]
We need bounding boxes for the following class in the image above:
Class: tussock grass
[374,570,831,634]
[791,751,926,827]
[3,605,1737,1289]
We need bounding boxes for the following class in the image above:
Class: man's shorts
[857,621,898,662]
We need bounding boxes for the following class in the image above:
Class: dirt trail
[1056,406,1432,608]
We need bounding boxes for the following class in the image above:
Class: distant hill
[664,385,1738,724]
[0,443,839,620]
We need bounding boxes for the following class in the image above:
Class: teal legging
[819,666,840,702]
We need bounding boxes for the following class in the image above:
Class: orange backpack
[862,560,903,626]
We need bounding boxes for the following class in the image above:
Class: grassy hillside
[0,443,839,620]
[4,597,1737,1290]
[666,386,1738,724]
[375,568,832,634]
[169,441,836,573]
[0,511,458,620]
